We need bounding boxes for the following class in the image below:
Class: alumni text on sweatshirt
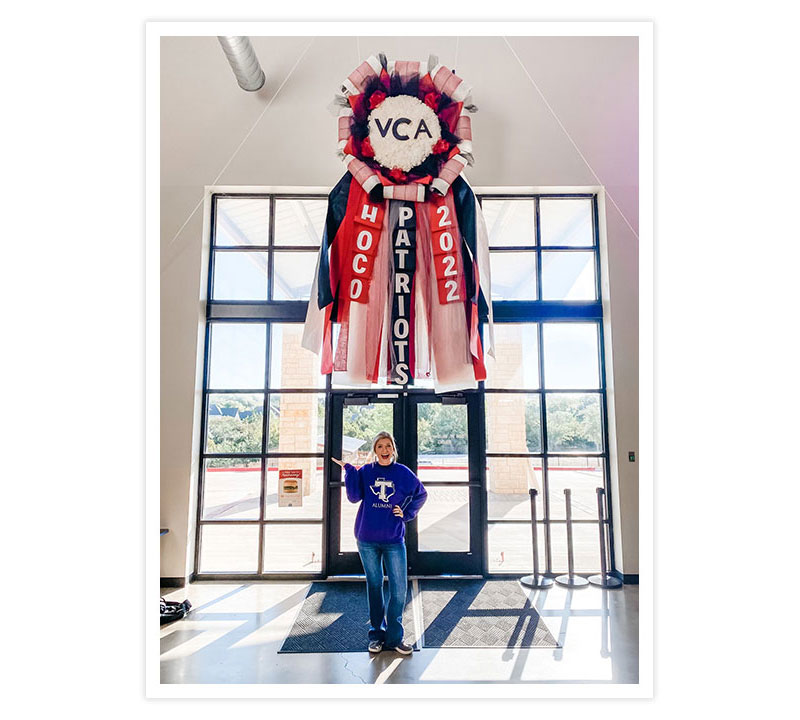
[343,461,428,544]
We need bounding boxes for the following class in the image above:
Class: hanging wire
[502,36,639,241]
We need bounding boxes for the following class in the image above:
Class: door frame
[325,390,485,577]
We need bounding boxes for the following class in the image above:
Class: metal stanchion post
[520,488,553,589]
[589,487,622,588]
[555,488,588,587]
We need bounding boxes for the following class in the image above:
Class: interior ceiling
[160,35,638,256]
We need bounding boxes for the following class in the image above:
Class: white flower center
[368,94,442,172]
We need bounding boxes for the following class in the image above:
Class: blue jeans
[356,540,408,647]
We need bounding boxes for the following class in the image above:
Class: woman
[332,431,427,655]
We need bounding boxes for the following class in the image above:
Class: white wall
[160,34,639,579]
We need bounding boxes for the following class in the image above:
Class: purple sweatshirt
[344,461,428,544]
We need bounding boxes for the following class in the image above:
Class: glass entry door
[327,393,482,576]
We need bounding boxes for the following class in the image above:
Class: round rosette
[334,54,477,200]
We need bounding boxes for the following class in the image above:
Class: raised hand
[331,457,346,468]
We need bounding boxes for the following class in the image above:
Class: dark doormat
[418,579,560,648]
[278,581,419,653]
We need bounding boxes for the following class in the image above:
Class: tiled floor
[160,578,638,684]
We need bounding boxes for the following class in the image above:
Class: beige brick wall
[486,324,536,493]
[277,325,319,496]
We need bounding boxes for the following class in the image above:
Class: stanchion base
[588,574,623,588]
[519,574,554,589]
[555,574,589,587]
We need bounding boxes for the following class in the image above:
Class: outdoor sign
[278,469,303,507]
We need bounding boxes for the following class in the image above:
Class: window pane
[274,198,326,246]
[489,251,537,300]
[272,251,318,300]
[199,524,259,573]
[212,251,268,300]
[265,459,324,520]
[571,522,603,572]
[485,323,540,389]
[215,198,269,246]
[201,458,261,520]
[208,322,266,389]
[486,393,541,453]
[540,198,594,246]
[487,522,545,573]
[543,323,600,389]
[340,403,394,464]
[545,393,602,452]
[481,199,536,247]
[549,522,602,573]
[268,393,325,453]
[541,251,596,301]
[263,524,322,573]
[486,459,544,520]
[418,486,470,552]
[340,486,358,553]
[417,403,468,483]
[206,393,264,453]
[547,458,605,521]
[270,323,325,389]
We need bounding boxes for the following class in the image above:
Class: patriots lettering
[390,201,416,385]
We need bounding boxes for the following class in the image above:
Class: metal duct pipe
[217,36,266,92]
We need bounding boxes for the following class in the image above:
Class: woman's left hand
[392,506,403,518]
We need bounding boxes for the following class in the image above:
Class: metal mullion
[193,320,214,576]
[206,387,267,394]
[205,315,272,323]
[487,518,598,525]
[213,245,270,252]
[538,245,597,252]
[202,453,262,460]
[485,452,544,459]
[267,194,275,300]
[271,245,322,252]
[271,193,327,201]
[198,520,262,526]
[593,194,602,296]
[264,452,324,459]
[213,192,270,200]
[321,384,333,576]
[539,193,595,199]
[266,388,327,394]
[596,268,617,571]
[425,480,481,489]
[542,388,605,394]
[537,320,552,573]
[257,316,272,575]
[262,518,324,524]
[488,245,538,252]
[207,197,219,308]
[535,196,542,301]
[484,451,606,459]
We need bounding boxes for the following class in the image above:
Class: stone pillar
[277,325,319,496]
[486,324,539,493]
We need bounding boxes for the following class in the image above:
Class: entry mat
[418,579,559,649]
[279,579,558,653]
[278,581,419,653]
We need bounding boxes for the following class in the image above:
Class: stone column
[486,324,540,493]
[277,325,319,496]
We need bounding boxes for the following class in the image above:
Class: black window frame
[193,191,616,581]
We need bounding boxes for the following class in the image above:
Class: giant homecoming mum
[302,53,495,393]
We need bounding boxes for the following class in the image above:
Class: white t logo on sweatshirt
[369,479,395,503]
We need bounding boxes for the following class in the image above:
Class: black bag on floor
[160,597,192,625]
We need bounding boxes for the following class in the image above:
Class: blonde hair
[370,431,398,464]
